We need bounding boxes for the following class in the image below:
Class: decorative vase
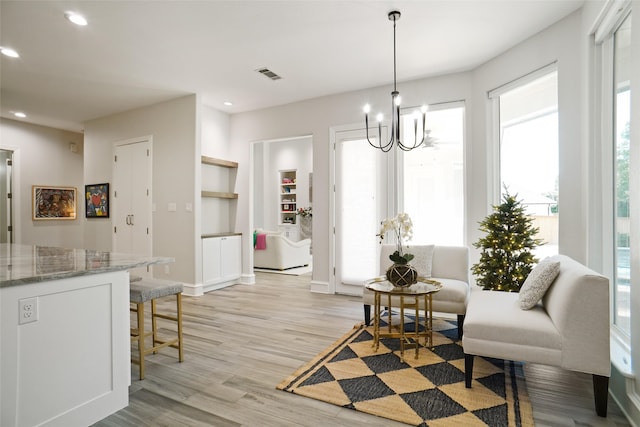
[386,263,418,288]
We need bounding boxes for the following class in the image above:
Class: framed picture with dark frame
[32,186,77,220]
[85,183,110,218]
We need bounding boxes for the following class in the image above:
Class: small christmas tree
[471,191,543,292]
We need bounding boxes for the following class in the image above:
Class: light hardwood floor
[94,272,631,427]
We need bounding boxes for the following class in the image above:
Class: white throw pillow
[519,257,561,310]
[409,245,435,278]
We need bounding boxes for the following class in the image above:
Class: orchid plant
[377,213,414,264]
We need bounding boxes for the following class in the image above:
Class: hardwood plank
[94,272,631,426]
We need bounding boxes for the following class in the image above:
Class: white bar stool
[130,278,184,380]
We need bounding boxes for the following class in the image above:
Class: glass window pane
[338,137,380,284]
[499,72,559,258]
[613,13,632,335]
[402,106,464,245]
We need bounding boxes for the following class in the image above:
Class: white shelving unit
[201,155,241,292]
[278,169,299,241]
[279,169,297,225]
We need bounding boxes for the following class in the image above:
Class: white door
[113,140,152,273]
[333,128,391,295]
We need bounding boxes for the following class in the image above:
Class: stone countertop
[0,244,174,288]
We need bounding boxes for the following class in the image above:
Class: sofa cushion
[519,257,561,310]
[464,290,561,350]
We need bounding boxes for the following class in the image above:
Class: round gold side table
[364,277,442,361]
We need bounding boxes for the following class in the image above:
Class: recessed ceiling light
[13,112,26,118]
[65,12,88,26]
[223,101,233,106]
[1,47,19,58]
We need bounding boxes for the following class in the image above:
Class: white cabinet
[202,235,241,291]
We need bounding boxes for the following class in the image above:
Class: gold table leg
[373,291,380,351]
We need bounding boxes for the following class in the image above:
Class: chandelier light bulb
[421,105,428,113]
[363,104,371,114]
[395,95,402,106]
[376,113,384,123]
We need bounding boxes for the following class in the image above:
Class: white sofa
[363,244,470,338]
[463,254,610,416]
[254,232,311,270]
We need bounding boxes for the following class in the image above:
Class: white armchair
[254,233,311,270]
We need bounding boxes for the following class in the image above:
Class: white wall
[0,118,84,247]
[83,95,197,283]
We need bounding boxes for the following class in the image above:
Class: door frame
[0,146,20,243]
[329,123,394,295]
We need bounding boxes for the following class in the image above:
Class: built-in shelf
[201,156,239,200]
[201,190,238,199]
[201,156,238,168]
[279,169,297,225]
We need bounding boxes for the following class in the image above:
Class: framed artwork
[85,183,110,218]
[32,186,77,220]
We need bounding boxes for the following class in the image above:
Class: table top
[364,276,442,295]
[0,244,174,288]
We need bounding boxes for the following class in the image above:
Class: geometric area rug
[277,315,534,427]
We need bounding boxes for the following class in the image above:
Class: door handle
[130,214,134,225]
[125,215,130,225]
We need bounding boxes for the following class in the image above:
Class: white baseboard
[181,282,203,297]
[240,273,256,284]
[310,279,329,293]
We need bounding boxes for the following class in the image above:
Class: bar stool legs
[130,280,184,380]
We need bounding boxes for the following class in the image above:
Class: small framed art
[32,186,77,220]
[85,183,110,218]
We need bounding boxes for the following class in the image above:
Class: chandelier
[363,10,431,152]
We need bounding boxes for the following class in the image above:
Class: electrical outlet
[18,297,38,325]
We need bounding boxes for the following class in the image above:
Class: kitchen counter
[1,243,174,427]
[0,243,173,287]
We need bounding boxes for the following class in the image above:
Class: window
[492,68,559,257]
[613,13,632,335]
[401,103,465,245]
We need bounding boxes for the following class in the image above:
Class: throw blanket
[255,233,267,250]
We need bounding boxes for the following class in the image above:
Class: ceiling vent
[256,68,282,81]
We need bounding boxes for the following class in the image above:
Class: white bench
[462,255,610,416]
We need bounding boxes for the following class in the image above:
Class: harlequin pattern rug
[277,315,534,426]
